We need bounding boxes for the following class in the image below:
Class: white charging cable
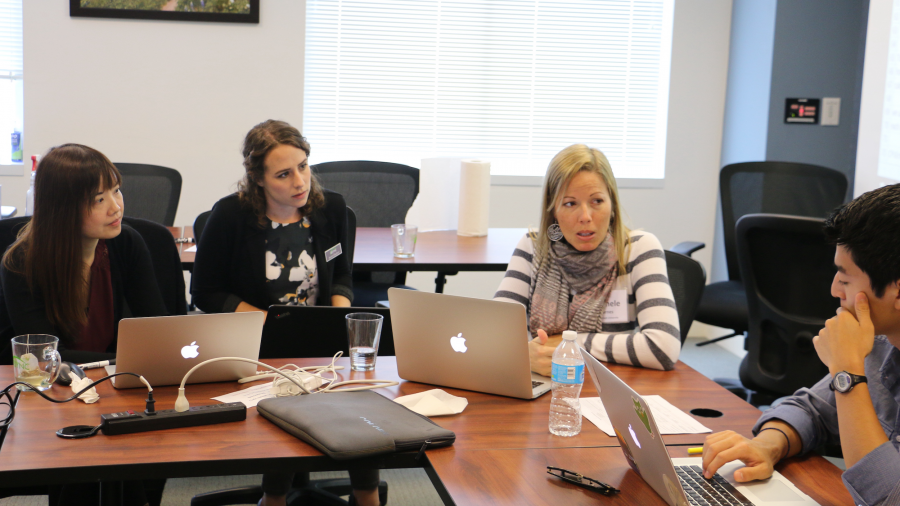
[240,352,399,396]
[173,354,399,412]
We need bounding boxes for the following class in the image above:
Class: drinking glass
[11,334,62,391]
[345,313,384,371]
[391,224,418,258]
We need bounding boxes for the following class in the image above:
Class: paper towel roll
[457,159,491,237]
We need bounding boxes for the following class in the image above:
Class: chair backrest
[0,217,30,255]
[664,250,706,346]
[720,162,847,282]
[115,163,183,226]
[193,210,212,244]
[312,161,419,227]
[736,213,835,396]
[346,207,357,266]
[122,217,187,316]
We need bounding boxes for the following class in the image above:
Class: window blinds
[304,0,673,178]
[0,0,22,78]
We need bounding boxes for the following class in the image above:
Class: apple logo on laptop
[450,333,467,353]
[628,424,642,449]
[181,341,200,359]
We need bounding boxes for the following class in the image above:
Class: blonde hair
[534,144,631,275]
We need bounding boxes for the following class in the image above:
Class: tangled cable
[239,352,399,396]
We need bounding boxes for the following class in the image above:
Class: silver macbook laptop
[388,288,551,399]
[583,352,819,506]
[110,312,265,389]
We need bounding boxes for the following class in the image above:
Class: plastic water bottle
[24,155,37,216]
[549,330,585,437]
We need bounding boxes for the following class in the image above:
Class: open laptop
[110,312,265,389]
[583,351,819,506]
[262,305,394,359]
[388,288,551,399]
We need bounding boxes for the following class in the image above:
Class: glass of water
[345,313,384,372]
[11,334,62,391]
[391,224,418,258]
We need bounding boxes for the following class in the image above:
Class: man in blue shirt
[702,183,900,506]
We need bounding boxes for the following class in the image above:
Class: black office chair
[664,250,706,346]
[115,163,183,226]
[122,217,187,316]
[193,210,212,244]
[688,161,847,347]
[313,161,419,306]
[717,214,836,407]
[0,216,28,252]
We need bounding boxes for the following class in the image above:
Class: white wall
[17,1,733,304]
[16,2,306,224]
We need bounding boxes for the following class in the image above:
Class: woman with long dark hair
[192,120,380,506]
[0,143,167,364]
[0,144,167,506]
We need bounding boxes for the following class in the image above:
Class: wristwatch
[829,371,867,393]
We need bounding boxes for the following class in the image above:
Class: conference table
[169,226,526,292]
[0,357,852,505]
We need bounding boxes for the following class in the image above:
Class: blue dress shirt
[754,335,900,506]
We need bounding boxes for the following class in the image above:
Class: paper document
[580,395,712,436]
[185,245,197,252]
[211,382,275,408]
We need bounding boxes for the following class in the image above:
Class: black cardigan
[191,191,353,313]
[0,225,168,364]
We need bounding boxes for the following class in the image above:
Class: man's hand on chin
[814,292,875,375]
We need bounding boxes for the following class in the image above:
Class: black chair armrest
[671,241,706,257]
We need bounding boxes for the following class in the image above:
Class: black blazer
[0,225,168,364]
[191,191,354,313]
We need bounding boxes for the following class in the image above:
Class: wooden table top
[168,225,527,272]
[0,356,762,488]
[426,446,853,506]
[352,228,526,272]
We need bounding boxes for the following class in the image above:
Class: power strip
[99,402,246,435]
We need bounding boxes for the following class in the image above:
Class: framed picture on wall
[70,0,260,24]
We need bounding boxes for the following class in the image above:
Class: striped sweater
[494,231,681,371]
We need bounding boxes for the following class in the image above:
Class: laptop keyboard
[676,466,753,506]
[532,380,545,389]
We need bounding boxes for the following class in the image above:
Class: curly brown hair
[238,120,325,228]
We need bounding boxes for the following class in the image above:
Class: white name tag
[602,290,628,323]
[325,243,342,262]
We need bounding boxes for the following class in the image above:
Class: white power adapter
[270,369,326,397]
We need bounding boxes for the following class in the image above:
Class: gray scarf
[529,233,618,337]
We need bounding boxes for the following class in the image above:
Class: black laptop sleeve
[256,391,456,460]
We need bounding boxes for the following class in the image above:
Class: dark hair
[824,183,900,298]
[237,120,324,228]
[2,144,121,342]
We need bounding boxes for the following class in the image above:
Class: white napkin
[393,389,467,416]
[70,376,100,404]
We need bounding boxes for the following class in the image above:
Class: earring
[547,223,563,242]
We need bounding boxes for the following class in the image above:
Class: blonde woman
[494,144,680,372]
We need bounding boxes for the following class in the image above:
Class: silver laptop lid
[388,288,536,399]
[113,312,265,389]
[583,351,689,506]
